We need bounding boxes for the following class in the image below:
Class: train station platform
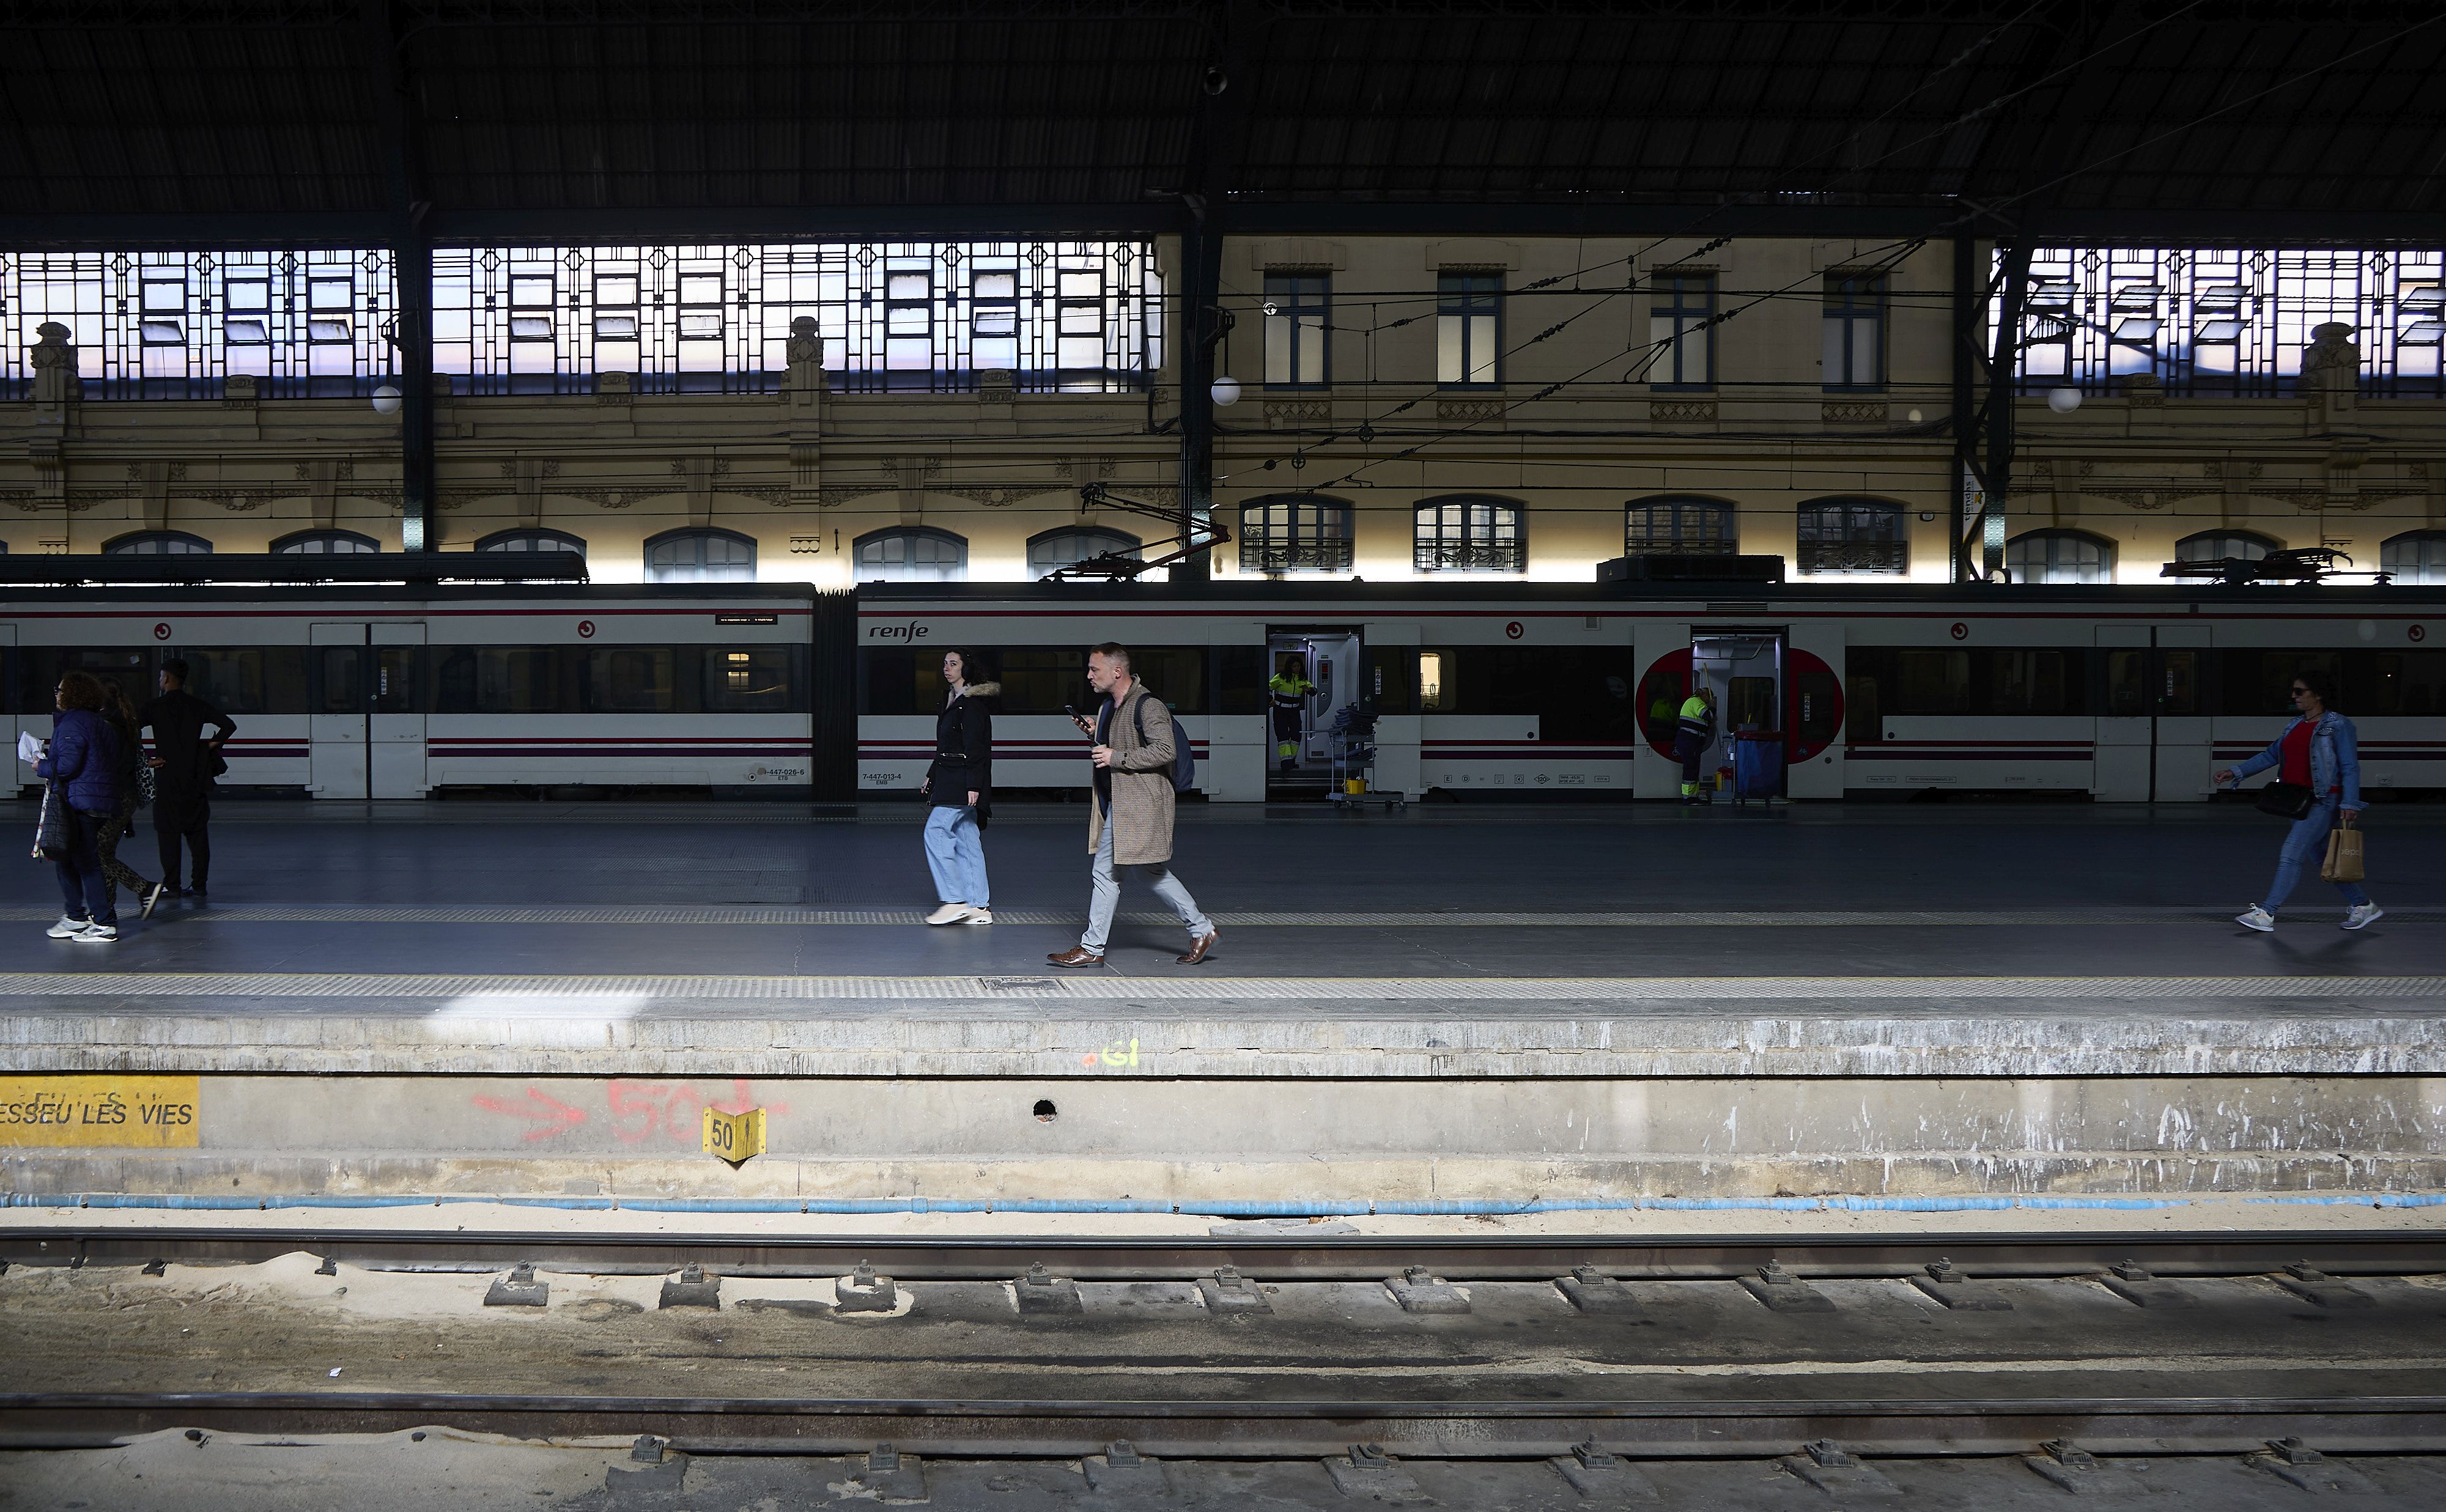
[4,800,2443,1211]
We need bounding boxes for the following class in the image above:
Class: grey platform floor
[5,799,2442,1077]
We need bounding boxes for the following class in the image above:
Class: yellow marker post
[0,1076,201,1148]
[701,1104,766,1168]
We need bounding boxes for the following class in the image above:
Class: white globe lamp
[2045,385,2082,414]
[1210,375,1242,407]
[371,383,404,416]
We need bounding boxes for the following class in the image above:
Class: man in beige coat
[1047,643,1220,968]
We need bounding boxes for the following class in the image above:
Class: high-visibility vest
[1676,695,1715,743]
[1268,673,1314,710]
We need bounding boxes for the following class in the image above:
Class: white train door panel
[308,622,369,799]
[371,623,428,799]
[2094,624,2152,801]
[1371,621,1421,798]
[0,624,15,789]
[2154,624,2214,800]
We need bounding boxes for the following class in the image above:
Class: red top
[2279,719,2315,786]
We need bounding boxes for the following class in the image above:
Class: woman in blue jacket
[34,669,130,943]
[2214,668,2380,934]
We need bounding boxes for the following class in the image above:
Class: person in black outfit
[917,649,997,926]
[139,658,235,897]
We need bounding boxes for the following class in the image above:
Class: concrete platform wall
[9,1072,2444,1204]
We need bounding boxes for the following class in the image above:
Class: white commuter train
[5,585,826,798]
[857,581,2446,803]
[8,578,2440,802]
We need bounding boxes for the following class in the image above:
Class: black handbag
[32,784,70,860]
[2255,781,2316,820]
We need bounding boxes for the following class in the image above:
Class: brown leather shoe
[1175,931,1220,966]
[1046,946,1105,968]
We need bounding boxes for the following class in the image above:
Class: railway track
[6,1225,2442,1278]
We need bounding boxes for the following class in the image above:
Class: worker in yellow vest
[1673,684,1716,805]
[1268,655,1315,773]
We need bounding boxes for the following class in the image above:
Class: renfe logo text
[868,621,931,641]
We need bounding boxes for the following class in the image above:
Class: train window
[1843,674,1881,743]
[316,648,364,714]
[1984,651,2082,715]
[1418,650,1457,712]
[1217,646,1268,715]
[21,649,149,715]
[2371,652,2446,715]
[1364,645,1412,715]
[2105,650,2146,717]
[1127,649,1206,714]
[703,649,794,714]
[374,649,421,714]
[166,647,306,714]
[2219,651,2346,717]
[581,647,676,713]
[434,647,565,714]
[862,648,917,715]
[1896,650,1970,714]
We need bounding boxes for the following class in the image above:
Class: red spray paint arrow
[473,1087,589,1142]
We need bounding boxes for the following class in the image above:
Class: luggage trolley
[1324,703,1405,810]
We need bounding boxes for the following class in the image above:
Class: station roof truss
[2,1,2443,247]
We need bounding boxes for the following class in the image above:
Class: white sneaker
[2342,903,2384,931]
[2235,906,2275,933]
[925,903,974,926]
[46,915,88,939]
[74,923,117,943]
[967,909,993,924]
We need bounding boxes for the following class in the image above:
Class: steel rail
[4,1391,2442,1458]
[3,1226,2441,1279]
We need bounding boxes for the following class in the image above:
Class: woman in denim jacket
[2215,668,2381,933]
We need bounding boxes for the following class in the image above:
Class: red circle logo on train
[153,622,171,640]
[577,620,596,638]
[1504,621,1524,640]
[2414,624,2428,643]
[1949,621,1968,640]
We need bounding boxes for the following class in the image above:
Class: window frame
[2381,529,2446,585]
[2174,529,2281,563]
[474,528,588,556]
[853,525,969,583]
[102,530,213,555]
[1413,495,1526,573]
[1238,493,1356,574]
[1262,272,1331,389]
[1625,495,1737,556]
[1436,271,1503,388]
[271,529,380,555]
[1646,273,1715,391]
[2004,528,2118,585]
[1027,526,1144,579]
[644,526,757,584]
[1795,496,1907,577]
[1822,273,1888,393]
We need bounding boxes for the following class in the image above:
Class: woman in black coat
[918,649,996,924]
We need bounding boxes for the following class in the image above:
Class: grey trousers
[1081,817,1211,953]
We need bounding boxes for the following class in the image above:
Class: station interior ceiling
[4,1,2443,246]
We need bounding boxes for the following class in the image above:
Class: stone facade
[4,237,2440,581]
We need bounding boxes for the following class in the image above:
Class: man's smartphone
[1064,703,1095,737]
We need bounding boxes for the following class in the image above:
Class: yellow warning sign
[701,1104,766,1167]
[0,1075,201,1148]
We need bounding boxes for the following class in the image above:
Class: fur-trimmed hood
[955,681,1001,698]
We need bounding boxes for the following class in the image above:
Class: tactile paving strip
[9,906,2433,926]
[0,972,2437,1001]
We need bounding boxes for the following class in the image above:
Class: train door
[1691,632,1784,797]
[371,624,428,798]
[2154,625,2212,799]
[308,623,370,799]
[1265,629,1360,791]
[2094,625,2153,800]
[0,624,14,780]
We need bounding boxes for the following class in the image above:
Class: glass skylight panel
[2194,319,2245,342]
[2112,317,2160,341]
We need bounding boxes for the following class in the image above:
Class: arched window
[476,528,587,556]
[645,526,756,583]
[2006,529,2116,585]
[1239,493,1354,573]
[1625,495,1735,556]
[2176,529,2279,562]
[2382,530,2446,585]
[272,529,379,555]
[1414,495,1524,572]
[104,531,212,555]
[1794,497,1906,576]
[1029,526,1142,578]
[855,526,967,583]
